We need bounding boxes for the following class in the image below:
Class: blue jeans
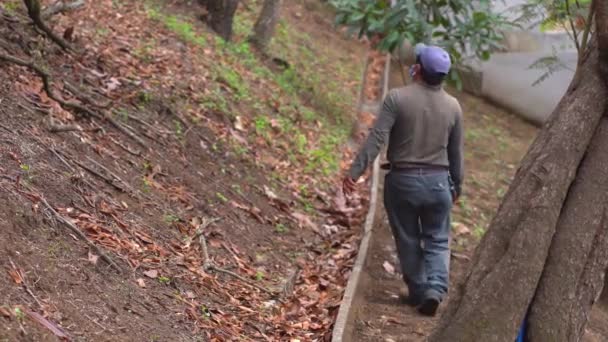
[384,170,452,300]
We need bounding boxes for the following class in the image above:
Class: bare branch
[565,0,581,52]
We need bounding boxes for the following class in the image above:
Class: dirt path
[349,62,532,341]
[348,61,608,341]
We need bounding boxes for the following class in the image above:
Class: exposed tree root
[0,51,147,147]
[23,0,72,51]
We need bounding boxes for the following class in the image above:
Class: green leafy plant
[515,0,593,85]
[330,0,512,88]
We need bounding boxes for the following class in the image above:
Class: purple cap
[416,44,451,75]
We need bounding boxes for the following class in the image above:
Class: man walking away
[343,44,464,317]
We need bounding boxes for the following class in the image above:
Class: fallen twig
[27,310,70,340]
[49,147,75,171]
[39,195,122,273]
[105,112,147,147]
[57,151,127,193]
[46,117,100,133]
[8,258,43,309]
[63,81,111,109]
[196,218,276,296]
[42,0,85,19]
[85,156,136,193]
[108,136,141,156]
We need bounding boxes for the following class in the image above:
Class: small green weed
[158,276,171,284]
[163,213,180,224]
[214,66,250,100]
[2,1,21,13]
[14,307,24,321]
[254,116,271,138]
[174,120,184,138]
[200,305,211,318]
[473,224,486,239]
[138,90,154,105]
[143,160,152,171]
[117,109,130,122]
[275,223,287,233]
[147,7,206,46]
[216,192,228,203]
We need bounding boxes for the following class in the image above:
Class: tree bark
[249,0,283,50]
[525,3,608,340]
[429,37,607,341]
[526,115,608,341]
[200,0,240,42]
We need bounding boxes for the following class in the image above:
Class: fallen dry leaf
[292,212,319,233]
[7,269,23,285]
[143,269,158,279]
[382,261,395,275]
[88,251,99,265]
[452,222,471,236]
[234,116,246,131]
[263,185,279,201]
[0,307,11,318]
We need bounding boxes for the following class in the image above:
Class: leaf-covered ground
[0,0,383,340]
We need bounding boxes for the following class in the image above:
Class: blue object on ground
[516,313,528,342]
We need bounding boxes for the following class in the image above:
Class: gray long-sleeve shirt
[349,82,464,195]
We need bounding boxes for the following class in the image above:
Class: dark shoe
[399,293,422,307]
[418,290,441,316]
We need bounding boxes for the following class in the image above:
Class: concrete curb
[331,53,391,342]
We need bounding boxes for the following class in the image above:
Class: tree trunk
[249,0,283,50]
[201,0,240,41]
[430,2,608,339]
[527,3,608,340]
[526,114,608,340]
[429,38,608,341]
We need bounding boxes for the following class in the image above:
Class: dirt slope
[0,0,371,340]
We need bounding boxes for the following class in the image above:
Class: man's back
[387,82,462,170]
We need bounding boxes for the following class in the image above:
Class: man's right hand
[343,177,356,196]
[451,190,459,204]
